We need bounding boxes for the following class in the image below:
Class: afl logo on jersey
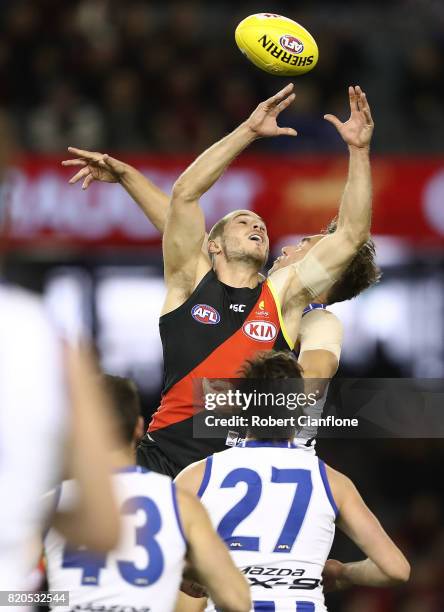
[243,320,277,342]
[191,304,221,325]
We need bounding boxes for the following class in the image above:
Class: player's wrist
[348,143,371,154]
[117,163,135,184]
[240,120,262,141]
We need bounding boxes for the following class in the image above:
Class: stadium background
[1,1,443,609]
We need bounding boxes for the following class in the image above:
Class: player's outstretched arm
[171,83,297,203]
[62,148,169,233]
[177,488,251,612]
[302,85,373,283]
[324,466,410,590]
[270,86,373,313]
[163,84,297,314]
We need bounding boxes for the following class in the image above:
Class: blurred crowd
[321,439,444,612]
[0,0,443,155]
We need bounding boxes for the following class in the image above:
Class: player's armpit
[177,489,251,612]
[328,466,410,587]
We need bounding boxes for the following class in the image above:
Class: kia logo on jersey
[191,304,221,325]
[243,320,277,342]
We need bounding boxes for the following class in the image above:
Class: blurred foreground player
[64,85,377,472]
[0,128,119,589]
[175,352,410,612]
[44,375,250,612]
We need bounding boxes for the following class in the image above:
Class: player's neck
[215,259,261,289]
[109,447,136,470]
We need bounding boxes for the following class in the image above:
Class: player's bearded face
[221,213,269,267]
[269,234,323,274]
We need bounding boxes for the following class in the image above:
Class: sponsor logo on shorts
[191,304,221,325]
[243,320,277,342]
[279,35,304,54]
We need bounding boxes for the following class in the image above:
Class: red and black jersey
[148,269,294,468]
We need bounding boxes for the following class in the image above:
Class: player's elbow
[172,176,199,204]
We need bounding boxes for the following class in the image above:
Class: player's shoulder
[324,463,357,509]
[174,458,207,496]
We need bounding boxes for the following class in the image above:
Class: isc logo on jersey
[191,304,221,325]
[243,320,277,342]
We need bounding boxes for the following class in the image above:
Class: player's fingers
[323,114,342,129]
[61,159,87,167]
[277,127,298,137]
[67,146,101,160]
[360,92,373,123]
[82,173,94,190]
[275,92,296,114]
[102,154,122,171]
[348,86,358,112]
[268,83,295,107]
[68,167,91,184]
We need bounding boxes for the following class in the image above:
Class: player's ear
[134,416,145,443]
[208,239,221,255]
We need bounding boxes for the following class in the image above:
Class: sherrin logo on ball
[235,13,318,76]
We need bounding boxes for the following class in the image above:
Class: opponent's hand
[62,147,129,190]
[244,83,297,139]
[322,559,350,592]
[324,86,374,149]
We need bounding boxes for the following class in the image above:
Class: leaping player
[63,84,378,474]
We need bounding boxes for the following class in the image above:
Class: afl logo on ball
[191,304,221,325]
[279,35,304,54]
[243,320,277,342]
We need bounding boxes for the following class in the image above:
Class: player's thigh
[174,592,207,612]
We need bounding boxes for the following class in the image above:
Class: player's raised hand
[324,86,374,149]
[245,83,298,138]
[62,147,129,190]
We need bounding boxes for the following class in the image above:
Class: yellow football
[235,13,318,76]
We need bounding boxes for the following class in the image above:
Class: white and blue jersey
[44,467,186,612]
[0,284,67,589]
[199,441,338,612]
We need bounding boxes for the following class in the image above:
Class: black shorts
[136,434,182,478]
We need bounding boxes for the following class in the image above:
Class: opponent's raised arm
[272,86,373,306]
[62,148,169,233]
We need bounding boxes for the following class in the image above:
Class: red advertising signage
[3,155,444,248]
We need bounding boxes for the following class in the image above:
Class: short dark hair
[324,218,381,305]
[103,375,141,445]
[241,350,303,379]
[240,351,303,441]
